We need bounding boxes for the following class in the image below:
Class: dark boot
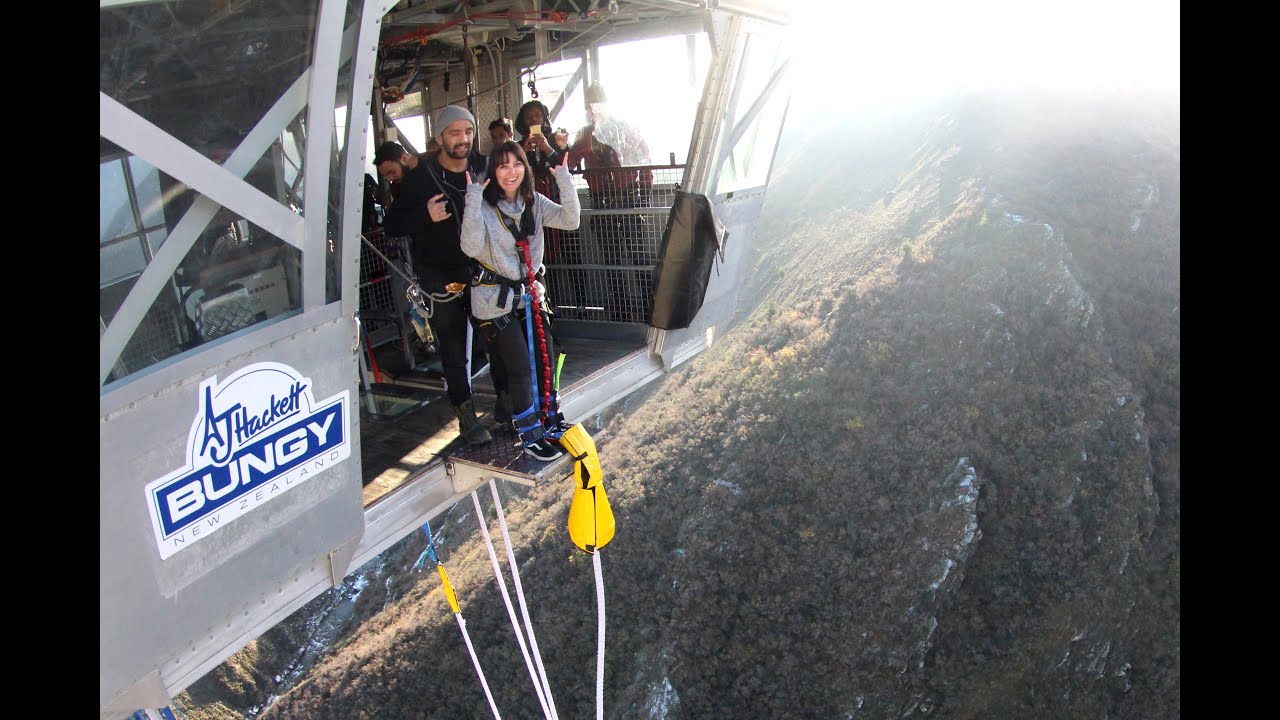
[455,399,492,445]
[493,390,513,425]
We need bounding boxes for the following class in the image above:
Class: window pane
[522,57,586,140]
[100,0,318,160]
[597,35,710,165]
[279,113,306,211]
[101,161,138,242]
[101,162,304,384]
[715,31,790,194]
[101,275,190,385]
[392,116,426,156]
[148,228,169,255]
[101,236,148,286]
[334,105,348,153]
[128,155,166,228]
[327,56,357,305]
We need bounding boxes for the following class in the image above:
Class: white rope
[455,612,503,720]
[593,551,606,720]
[472,491,554,720]
[490,479,561,720]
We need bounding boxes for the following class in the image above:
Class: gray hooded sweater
[459,163,581,320]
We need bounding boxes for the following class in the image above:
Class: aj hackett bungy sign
[145,362,350,559]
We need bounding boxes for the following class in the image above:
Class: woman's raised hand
[465,170,489,190]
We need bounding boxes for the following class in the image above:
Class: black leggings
[427,297,477,407]
[480,309,557,430]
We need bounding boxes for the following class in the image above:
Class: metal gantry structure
[100,1,793,716]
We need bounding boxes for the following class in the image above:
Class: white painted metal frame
[680,11,742,196]
[653,10,792,361]
[716,56,792,174]
[302,0,344,311]
[100,0,394,715]
[98,6,362,387]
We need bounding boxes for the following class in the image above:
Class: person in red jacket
[567,82,654,322]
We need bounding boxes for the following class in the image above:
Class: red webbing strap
[517,237,552,417]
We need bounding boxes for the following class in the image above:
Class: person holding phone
[514,100,562,182]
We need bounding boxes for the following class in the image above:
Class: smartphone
[529,125,542,136]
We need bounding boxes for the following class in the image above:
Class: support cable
[490,478,561,720]
[594,551,606,720]
[415,522,503,720]
[559,424,615,720]
[471,491,555,720]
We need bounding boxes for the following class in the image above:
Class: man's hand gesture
[427,193,451,222]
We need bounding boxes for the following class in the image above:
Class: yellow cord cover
[568,483,615,554]
[438,564,460,614]
[558,423,602,490]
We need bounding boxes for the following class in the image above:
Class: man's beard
[444,142,470,159]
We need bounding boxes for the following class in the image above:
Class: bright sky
[787,0,1179,119]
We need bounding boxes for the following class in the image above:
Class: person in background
[488,117,513,150]
[374,140,427,183]
[514,99,564,193]
[460,140,581,461]
[374,106,502,446]
[568,82,653,205]
[567,81,654,322]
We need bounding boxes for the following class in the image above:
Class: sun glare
[786,0,1179,117]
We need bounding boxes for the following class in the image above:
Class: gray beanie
[433,105,476,139]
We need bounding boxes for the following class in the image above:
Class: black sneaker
[523,438,563,462]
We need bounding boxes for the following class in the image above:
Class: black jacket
[383,153,486,290]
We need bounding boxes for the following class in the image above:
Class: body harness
[489,202,567,437]
[358,232,462,349]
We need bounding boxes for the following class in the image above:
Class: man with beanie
[377,105,503,445]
